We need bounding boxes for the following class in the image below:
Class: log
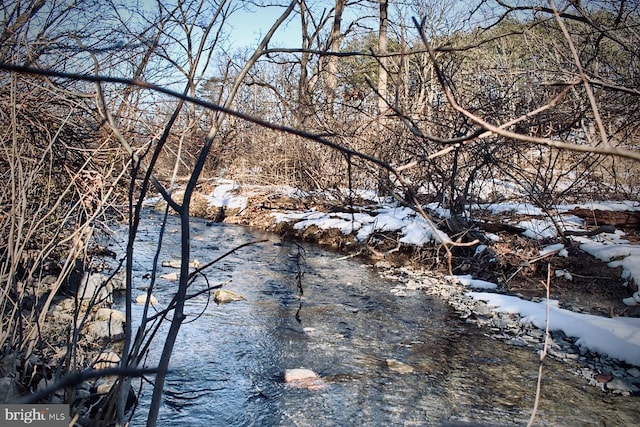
[567,208,640,229]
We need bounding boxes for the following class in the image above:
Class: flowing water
[112,211,639,426]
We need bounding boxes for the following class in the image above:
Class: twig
[548,0,608,147]
[410,18,640,162]
[528,263,552,426]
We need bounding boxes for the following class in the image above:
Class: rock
[214,289,245,304]
[95,376,117,395]
[93,351,121,370]
[627,367,640,378]
[0,377,19,402]
[135,293,158,305]
[162,259,202,269]
[285,368,318,382]
[606,378,640,395]
[94,308,125,323]
[386,358,414,374]
[111,269,127,291]
[505,338,528,347]
[284,368,325,390]
[77,273,112,303]
[87,318,124,342]
[160,272,178,281]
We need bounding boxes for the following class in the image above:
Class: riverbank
[148,179,640,396]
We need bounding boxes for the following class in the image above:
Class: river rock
[77,272,112,303]
[605,378,640,395]
[162,259,202,269]
[94,308,125,323]
[160,272,178,281]
[135,293,158,305]
[93,351,121,370]
[94,376,117,395]
[284,368,325,389]
[115,270,127,290]
[87,318,124,342]
[214,289,245,304]
[386,358,415,374]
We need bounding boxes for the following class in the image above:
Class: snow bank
[451,274,498,290]
[273,206,451,246]
[572,234,640,305]
[204,180,247,210]
[469,292,640,366]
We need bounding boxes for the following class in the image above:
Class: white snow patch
[540,243,565,257]
[205,180,247,210]
[452,275,498,290]
[469,292,640,366]
[518,218,557,240]
[273,205,451,246]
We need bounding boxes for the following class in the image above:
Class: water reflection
[110,211,639,426]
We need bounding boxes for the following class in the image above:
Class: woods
[1,0,639,425]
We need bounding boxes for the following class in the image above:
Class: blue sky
[225,3,302,49]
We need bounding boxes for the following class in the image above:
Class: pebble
[606,378,640,395]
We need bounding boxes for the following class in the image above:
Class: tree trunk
[326,0,345,114]
[377,0,388,116]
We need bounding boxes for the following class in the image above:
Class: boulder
[214,289,245,304]
[87,318,124,342]
[77,273,112,303]
[94,308,126,323]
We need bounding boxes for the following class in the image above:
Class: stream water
[112,211,639,426]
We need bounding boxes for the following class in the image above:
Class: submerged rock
[284,368,325,389]
[214,289,245,304]
[135,293,158,305]
[386,358,415,374]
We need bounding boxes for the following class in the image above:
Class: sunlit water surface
[111,211,639,426]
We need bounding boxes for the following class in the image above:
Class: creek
[112,211,639,426]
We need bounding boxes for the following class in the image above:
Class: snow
[539,243,565,256]
[273,205,452,245]
[518,218,558,239]
[204,180,247,210]
[560,200,640,212]
[452,274,498,290]
[469,291,640,366]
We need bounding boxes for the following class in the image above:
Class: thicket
[1,1,638,425]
